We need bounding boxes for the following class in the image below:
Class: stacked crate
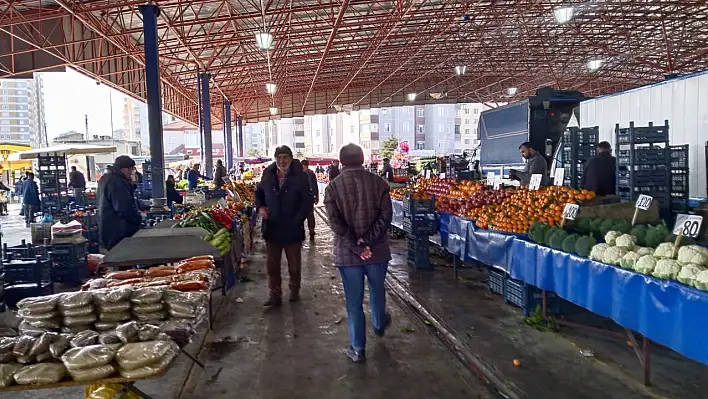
[403,194,436,269]
[49,242,89,285]
[615,121,672,214]
[562,127,598,188]
[1,241,53,308]
[37,154,69,215]
[670,145,689,212]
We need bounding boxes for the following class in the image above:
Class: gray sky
[42,68,126,138]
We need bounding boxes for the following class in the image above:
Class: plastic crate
[3,282,53,308]
[206,189,228,200]
[670,145,689,169]
[488,268,505,295]
[617,147,669,166]
[403,195,435,214]
[51,262,89,285]
[670,169,689,194]
[3,242,48,260]
[616,121,669,144]
[2,258,51,284]
[407,235,429,252]
[503,278,564,316]
[617,169,669,187]
[49,243,88,269]
[403,214,437,236]
[564,127,598,144]
[407,256,432,270]
[38,155,67,167]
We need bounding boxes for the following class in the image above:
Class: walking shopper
[68,166,87,204]
[300,159,319,240]
[255,145,313,306]
[97,155,142,250]
[328,160,341,181]
[324,143,393,363]
[22,172,40,227]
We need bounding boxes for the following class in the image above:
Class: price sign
[440,173,446,179]
[562,203,580,220]
[486,172,496,186]
[635,194,653,211]
[493,176,503,190]
[529,174,542,190]
[425,170,431,178]
[553,168,565,186]
[673,214,703,238]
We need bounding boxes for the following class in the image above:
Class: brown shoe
[264,295,282,307]
[289,291,300,302]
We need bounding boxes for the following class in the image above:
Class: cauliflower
[653,242,676,259]
[635,247,654,256]
[589,243,610,261]
[615,234,636,250]
[602,246,628,265]
[694,270,708,291]
[604,230,622,246]
[619,251,641,269]
[635,255,658,274]
[677,245,708,266]
[677,264,705,286]
[652,259,681,279]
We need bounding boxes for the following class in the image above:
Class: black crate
[403,195,435,214]
[671,169,689,194]
[564,127,599,144]
[671,198,690,213]
[617,147,669,167]
[38,155,67,167]
[403,214,437,236]
[407,256,432,270]
[3,283,53,308]
[49,242,88,270]
[504,278,564,317]
[488,268,506,295]
[617,169,669,187]
[51,262,88,285]
[616,121,669,144]
[2,258,51,284]
[670,145,689,169]
[3,242,48,260]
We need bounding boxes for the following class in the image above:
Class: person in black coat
[255,146,313,306]
[581,141,616,196]
[381,158,395,182]
[165,175,183,206]
[97,156,142,250]
[328,160,341,181]
[300,159,319,239]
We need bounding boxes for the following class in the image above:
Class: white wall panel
[580,71,708,197]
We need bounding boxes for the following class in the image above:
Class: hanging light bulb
[269,106,278,115]
[506,87,518,96]
[266,82,277,94]
[454,66,467,76]
[407,93,417,101]
[255,32,274,50]
[554,7,574,24]
[587,60,603,72]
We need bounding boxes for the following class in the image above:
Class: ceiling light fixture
[407,93,417,101]
[269,106,278,115]
[454,66,467,76]
[266,82,277,94]
[587,60,603,72]
[554,7,574,24]
[506,87,518,96]
[255,32,274,50]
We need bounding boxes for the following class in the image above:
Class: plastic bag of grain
[130,287,164,305]
[16,295,60,314]
[115,340,177,371]
[58,292,93,309]
[69,331,99,348]
[13,363,66,385]
[61,344,120,371]
[0,363,22,387]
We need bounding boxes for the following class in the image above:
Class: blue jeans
[338,263,389,351]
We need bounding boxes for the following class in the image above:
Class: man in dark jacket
[21,172,40,226]
[186,164,211,190]
[165,175,183,206]
[381,158,394,182]
[509,142,548,186]
[213,159,227,188]
[255,145,313,306]
[581,141,616,196]
[324,143,393,363]
[300,159,319,239]
[68,166,87,204]
[97,155,142,250]
[327,160,340,181]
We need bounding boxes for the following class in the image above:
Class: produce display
[223,181,255,204]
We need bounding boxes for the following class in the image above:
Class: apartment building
[0,75,45,147]
[458,103,490,153]
[123,97,178,152]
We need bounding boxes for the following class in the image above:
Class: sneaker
[289,291,300,302]
[374,313,392,337]
[263,296,282,307]
[345,347,366,363]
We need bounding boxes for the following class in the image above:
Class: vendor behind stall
[509,142,548,186]
[580,141,616,196]
[185,163,211,190]
[98,155,142,250]
[166,174,183,206]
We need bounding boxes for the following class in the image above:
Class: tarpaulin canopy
[305,156,337,166]
[9,144,118,160]
[244,157,271,164]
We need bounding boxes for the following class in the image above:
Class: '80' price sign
[673,214,703,238]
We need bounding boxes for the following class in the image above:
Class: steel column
[138,4,165,199]
[237,115,244,158]
[201,72,214,177]
[196,72,204,166]
[224,101,233,170]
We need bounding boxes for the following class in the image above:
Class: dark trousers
[266,241,302,297]
[24,204,37,225]
[307,207,315,235]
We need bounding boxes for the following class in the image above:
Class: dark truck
[478,87,587,180]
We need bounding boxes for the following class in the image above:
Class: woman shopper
[324,143,393,362]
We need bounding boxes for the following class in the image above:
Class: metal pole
[196,72,204,165]
[237,115,244,157]
[109,90,114,137]
[139,4,165,199]
[224,101,233,170]
[201,72,214,177]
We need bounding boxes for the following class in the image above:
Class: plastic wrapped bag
[0,337,17,353]
[49,334,72,358]
[14,363,66,385]
[63,314,97,327]
[93,287,132,304]
[159,320,195,347]
[58,292,93,309]
[132,303,163,314]
[0,328,17,338]
[12,336,36,357]
[115,322,139,344]
[131,287,163,305]
[115,340,178,371]
[98,331,121,345]
[98,311,132,322]
[94,321,120,332]
[61,325,93,334]
[16,295,59,313]
[70,331,99,348]
[0,363,22,387]
[0,352,15,363]
[135,311,166,323]
[28,333,55,357]
[119,347,177,379]
[61,344,120,371]
[18,322,52,337]
[164,290,207,306]
[26,318,61,330]
[17,308,59,321]
[35,352,52,363]
[137,325,160,342]
[69,363,116,382]
[97,301,131,313]
[86,278,109,290]
[15,355,33,364]
[59,305,94,318]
